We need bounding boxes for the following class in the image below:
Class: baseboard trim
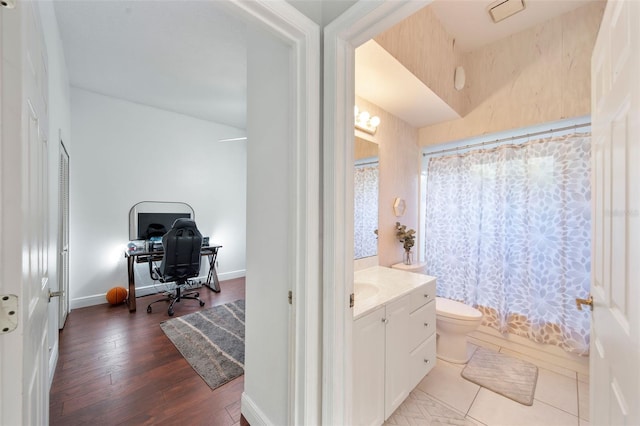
[468,325,589,376]
[69,270,247,309]
[241,392,270,426]
[218,269,246,281]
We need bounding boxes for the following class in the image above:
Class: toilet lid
[436,297,483,320]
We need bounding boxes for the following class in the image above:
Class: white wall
[242,26,291,426]
[69,88,246,308]
[37,1,72,387]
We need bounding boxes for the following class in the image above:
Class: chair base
[146,285,205,316]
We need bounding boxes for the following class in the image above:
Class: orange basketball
[106,287,127,305]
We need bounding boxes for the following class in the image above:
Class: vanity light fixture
[354,106,381,135]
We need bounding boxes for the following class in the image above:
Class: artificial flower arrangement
[395,222,416,253]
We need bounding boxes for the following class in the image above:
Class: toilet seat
[436,297,482,321]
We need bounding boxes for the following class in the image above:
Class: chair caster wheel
[199,301,205,307]
[168,309,174,316]
[147,306,152,313]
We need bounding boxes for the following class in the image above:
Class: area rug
[461,347,538,406]
[160,299,245,390]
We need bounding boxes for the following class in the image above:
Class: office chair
[146,218,206,316]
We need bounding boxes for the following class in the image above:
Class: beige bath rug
[461,347,538,406]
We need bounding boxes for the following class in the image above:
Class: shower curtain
[424,133,591,355]
[354,164,378,259]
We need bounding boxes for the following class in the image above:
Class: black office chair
[146,218,205,316]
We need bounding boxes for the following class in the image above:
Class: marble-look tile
[578,380,590,421]
[437,357,465,371]
[466,336,501,353]
[466,415,488,426]
[417,359,480,415]
[577,372,590,384]
[468,388,579,426]
[535,368,578,415]
[384,388,476,426]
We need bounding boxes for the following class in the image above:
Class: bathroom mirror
[354,137,379,259]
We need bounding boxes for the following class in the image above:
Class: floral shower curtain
[424,133,591,355]
[354,164,379,259]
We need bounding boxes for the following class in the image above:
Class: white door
[57,142,69,327]
[0,1,51,425]
[590,0,640,424]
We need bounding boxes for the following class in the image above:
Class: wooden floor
[50,278,247,426]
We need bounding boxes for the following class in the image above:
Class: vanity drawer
[407,333,436,391]
[408,300,436,351]
[409,280,436,313]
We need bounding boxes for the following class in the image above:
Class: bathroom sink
[354,282,380,301]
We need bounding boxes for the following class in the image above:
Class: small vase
[403,250,413,265]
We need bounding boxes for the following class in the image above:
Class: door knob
[576,295,593,311]
[49,290,64,303]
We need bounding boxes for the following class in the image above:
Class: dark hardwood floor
[50,278,247,426]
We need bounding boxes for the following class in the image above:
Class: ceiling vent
[488,0,526,23]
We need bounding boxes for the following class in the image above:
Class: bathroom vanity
[353,266,437,425]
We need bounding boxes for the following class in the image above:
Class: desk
[124,245,222,312]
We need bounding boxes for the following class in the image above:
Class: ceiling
[53,1,248,129]
[53,0,597,131]
[355,0,597,128]
[430,0,600,52]
[355,40,460,128]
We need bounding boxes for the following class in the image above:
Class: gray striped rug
[461,347,538,405]
[160,299,245,390]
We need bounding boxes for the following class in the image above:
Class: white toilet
[435,297,483,364]
[390,262,483,364]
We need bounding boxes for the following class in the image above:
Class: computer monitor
[136,212,191,240]
[128,201,195,241]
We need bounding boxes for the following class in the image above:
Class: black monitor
[137,212,191,240]
[128,201,195,241]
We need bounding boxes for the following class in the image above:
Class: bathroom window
[423,133,591,355]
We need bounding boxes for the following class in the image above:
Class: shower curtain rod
[355,159,379,167]
[423,122,591,157]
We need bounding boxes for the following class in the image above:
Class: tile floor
[385,345,589,426]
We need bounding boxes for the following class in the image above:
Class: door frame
[322,1,431,423]
[221,1,320,424]
[0,1,320,425]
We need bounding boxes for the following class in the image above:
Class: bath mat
[461,347,538,406]
[160,299,244,390]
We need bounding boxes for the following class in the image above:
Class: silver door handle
[49,290,64,303]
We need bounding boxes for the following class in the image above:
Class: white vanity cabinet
[353,305,386,426]
[353,278,436,425]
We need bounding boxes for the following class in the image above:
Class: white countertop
[353,266,436,320]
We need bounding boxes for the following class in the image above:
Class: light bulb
[369,116,380,128]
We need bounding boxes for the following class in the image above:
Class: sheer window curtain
[354,164,379,259]
[424,133,591,355]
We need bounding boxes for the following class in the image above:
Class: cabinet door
[384,294,412,419]
[408,333,437,391]
[353,306,385,426]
